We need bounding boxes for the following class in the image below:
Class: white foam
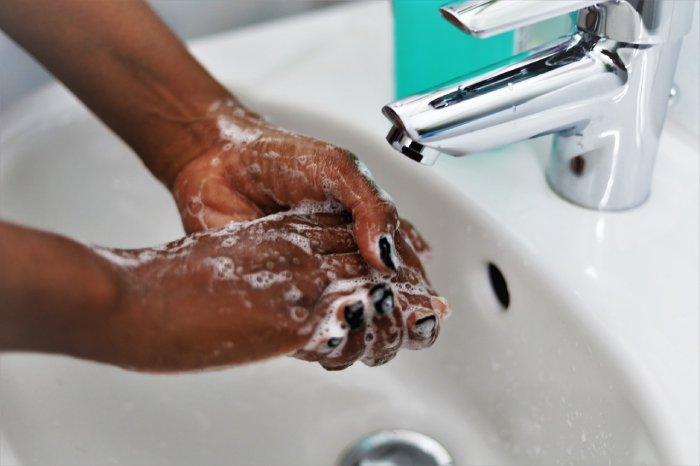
[260,231,312,255]
[138,250,156,262]
[284,285,303,303]
[302,296,349,356]
[92,247,143,268]
[217,115,262,145]
[221,237,237,248]
[205,256,236,281]
[289,306,309,322]
[242,270,292,289]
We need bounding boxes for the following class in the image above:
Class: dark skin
[0,215,447,372]
[0,0,449,371]
[0,0,400,272]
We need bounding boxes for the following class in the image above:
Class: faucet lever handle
[440,0,601,38]
[441,0,695,45]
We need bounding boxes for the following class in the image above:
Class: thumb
[323,152,399,273]
[174,171,263,233]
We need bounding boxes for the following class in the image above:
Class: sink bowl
[0,84,676,465]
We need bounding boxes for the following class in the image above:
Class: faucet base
[545,156,651,212]
[545,144,652,211]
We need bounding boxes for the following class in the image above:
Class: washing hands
[0,0,449,372]
[172,99,404,275]
[92,208,448,372]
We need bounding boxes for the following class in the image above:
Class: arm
[0,216,448,372]
[0,0,401,274]
[0,221,124,360]
[0,219,317,369]
[0,0,226,186]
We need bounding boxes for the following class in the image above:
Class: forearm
[0,221,305,370]
[0,0,238,186]
[0,221,123,359]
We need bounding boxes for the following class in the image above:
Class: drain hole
[487,263,510,310]
[337,429,453,466]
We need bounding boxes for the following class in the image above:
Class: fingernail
[378,236,397,272]
[370,283,394,315]
[327,337,343,349]
[343,301,365,330]
[414,315,437,339]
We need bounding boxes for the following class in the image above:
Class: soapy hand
[172,100,401,274]
[292,216,449,370]
[98,207,448,372]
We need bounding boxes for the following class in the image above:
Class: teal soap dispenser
[393,0,515,98]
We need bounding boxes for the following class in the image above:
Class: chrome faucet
[382,0,694,210]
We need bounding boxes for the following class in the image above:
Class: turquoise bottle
[393,0,515,99]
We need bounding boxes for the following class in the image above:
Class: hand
[293,217,450,370]
[172,100,401,274]
[97,210,448,372]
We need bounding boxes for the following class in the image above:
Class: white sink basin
[0,86,685,465]
[1,3,697,464]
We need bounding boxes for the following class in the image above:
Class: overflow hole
[570,155,586,176]
[487,263,510,310]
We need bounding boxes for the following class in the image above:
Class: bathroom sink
[1,3,697,464]
[0,84,685,465]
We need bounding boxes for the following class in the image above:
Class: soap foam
[206,256,236,281]
[242,270,292,289]
[284,285,304,303]
[217,115,262,145]
[92,248,144,268]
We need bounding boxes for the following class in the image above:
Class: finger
[319,297,368,370]
[322,152,400,274]
[318,253,369,281]
[361,283,404,367]
[280,212,351,228]
[399,292,449,350]
[306,227,357,255]
[398,218,431,260]
[300,212,352,227]
[404,308,440,350]
[277,218,356,255]
[430,295,451,319]
[362,286,441,365]
[295,286,363,362]
[394,230,429,282]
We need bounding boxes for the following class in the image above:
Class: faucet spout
[382,0,693,211]
[382,34,626,157]
[385,126,441,166]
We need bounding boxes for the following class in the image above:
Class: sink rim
[1,78,697,465]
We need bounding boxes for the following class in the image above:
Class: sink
[0,82,683,465]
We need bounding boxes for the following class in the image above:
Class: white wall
[0,0,329,108]
[667,1,700,140]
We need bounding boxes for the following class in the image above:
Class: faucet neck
[577,1,694,46]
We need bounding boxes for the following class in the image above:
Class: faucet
[382,0,694,211]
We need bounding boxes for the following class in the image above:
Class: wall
[667,1,700,140]
[0,0,328,108]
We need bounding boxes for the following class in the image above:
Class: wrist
[0,227,128,361]
[84,249,162,368]
[148,97,267,189]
